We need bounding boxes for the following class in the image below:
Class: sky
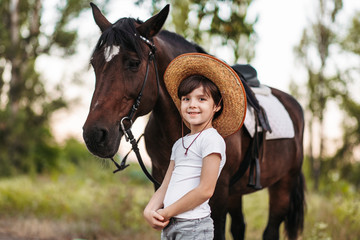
[37,0,360,160]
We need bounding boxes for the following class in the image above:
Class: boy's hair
[177,75,223,120]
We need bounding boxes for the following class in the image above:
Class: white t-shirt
[163,127,226,219]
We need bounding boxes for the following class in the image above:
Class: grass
[226,188,360,240]
[0,161,160,240]
[0,161,359,239]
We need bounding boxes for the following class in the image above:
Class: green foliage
[0,160,360,239]
[304,190,360,240]
[340,162,360,189]
[0,0,103,177]
[0,107,61,176]
[293,0,360,190]
[60,137,94,165]
[0,163,159,240]
[234,182,360,240]
[341,11,360,55]
[136,0,257,63]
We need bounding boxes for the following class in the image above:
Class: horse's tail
[285,172,306,240]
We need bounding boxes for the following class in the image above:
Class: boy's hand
[143,209,169,230]
[156,208,170,221]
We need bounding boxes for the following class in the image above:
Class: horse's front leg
[210,179,229,240]
[228,193,245,240]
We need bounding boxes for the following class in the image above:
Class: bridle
[110,33,161,188]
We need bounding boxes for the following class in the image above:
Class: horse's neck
[150,36,195,142]
[153,84,182,139]
[152,60,182,142]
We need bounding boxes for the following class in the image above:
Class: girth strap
[230,114,264,189]
[247,117,263,190]
[228,69,268,189]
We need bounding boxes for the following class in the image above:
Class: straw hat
[164,53,247,137]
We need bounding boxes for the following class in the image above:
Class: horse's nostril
[83,126,109,146]
[99,129,108,144]
[94,127,108,144]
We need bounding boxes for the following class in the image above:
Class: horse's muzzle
[82,124,122,158]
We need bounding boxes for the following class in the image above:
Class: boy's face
[180,86,221,134]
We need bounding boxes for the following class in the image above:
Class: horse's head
[83,3,169,158]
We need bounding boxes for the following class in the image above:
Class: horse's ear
[90,2,111,32]
[137,4,170,38]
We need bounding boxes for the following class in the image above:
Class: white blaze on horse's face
[104,45,120,62]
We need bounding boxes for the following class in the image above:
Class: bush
[0,108,61,176]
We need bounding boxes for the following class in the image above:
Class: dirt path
[0,218,159,240]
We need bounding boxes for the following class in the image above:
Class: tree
[293,0,343,190]
[331,11,360,187]
[0,0,98,176]
[136,0,257,63]
[293,0,360,190]
[341,12,360,55]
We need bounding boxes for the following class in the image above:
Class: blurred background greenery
[0,0,359,239]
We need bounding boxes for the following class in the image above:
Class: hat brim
[164,53,247,137]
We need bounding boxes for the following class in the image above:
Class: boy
[144,53,246,239]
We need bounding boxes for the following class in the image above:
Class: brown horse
[83,4,305,240]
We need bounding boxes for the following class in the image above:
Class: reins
[110,33,161,188]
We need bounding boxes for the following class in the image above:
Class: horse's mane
[158,30,207,54]
[92,18,207,58]
[93,18,145,58]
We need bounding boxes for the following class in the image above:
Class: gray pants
[161,215,214,240]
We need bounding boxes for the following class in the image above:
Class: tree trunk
[9,0,21,116]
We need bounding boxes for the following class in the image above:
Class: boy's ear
[214,105,221,113]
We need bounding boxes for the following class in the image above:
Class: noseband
[110,33,161,187]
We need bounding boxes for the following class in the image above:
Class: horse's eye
[128,59,141,71]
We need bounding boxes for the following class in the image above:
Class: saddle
[232,64,260,87]
[230,64,272,189]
